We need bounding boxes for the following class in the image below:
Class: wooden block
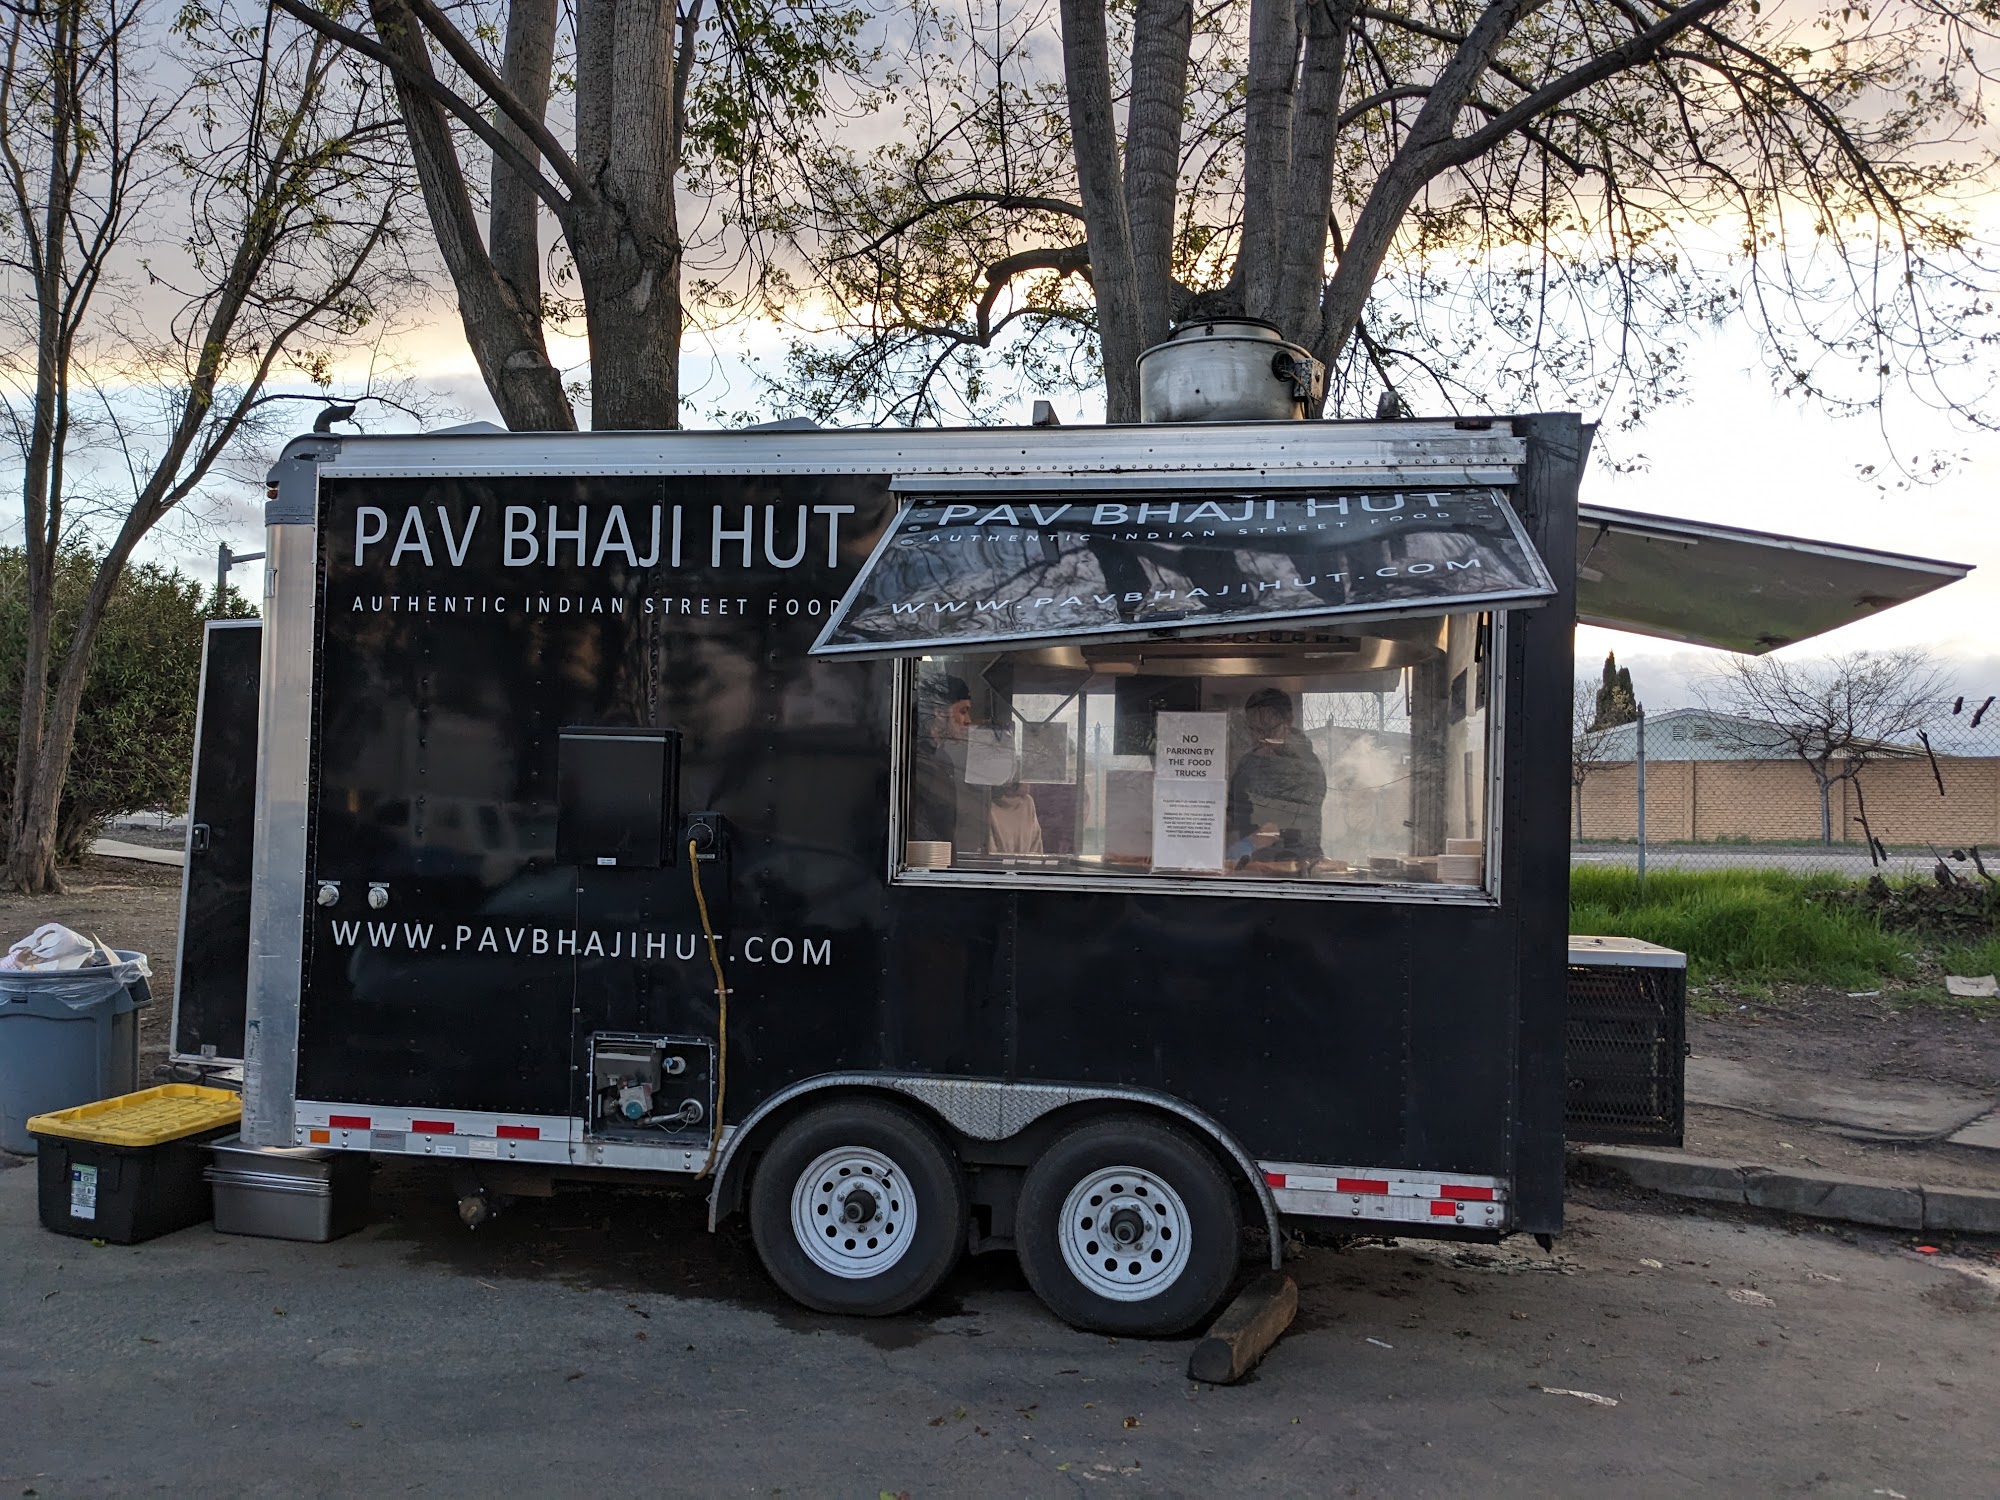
[1186,1272,1298,1385]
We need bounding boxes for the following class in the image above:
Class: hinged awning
[1576,506,1971,654]
[811,486,1556,658]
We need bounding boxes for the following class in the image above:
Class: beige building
[1576,708,2000,846]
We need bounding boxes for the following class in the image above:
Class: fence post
[1635,706,1647,884]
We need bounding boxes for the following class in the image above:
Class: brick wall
[1576,756,2000,845]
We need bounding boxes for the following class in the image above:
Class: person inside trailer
[1226,688,1327,872]
[909,671,988,855]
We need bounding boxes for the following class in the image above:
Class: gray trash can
[0,951,150,1155]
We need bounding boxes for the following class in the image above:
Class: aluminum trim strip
[1260,1160,1511,1229]
[888,468,1522,492]
[314,422,1529,480]
[240,464,323,1149]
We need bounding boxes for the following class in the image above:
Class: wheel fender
[707,1073,1283,1268]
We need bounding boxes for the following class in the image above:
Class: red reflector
[1429,1200,1461,1217]
[1263,1172,1287,1188]
[1336,1177,1390,1195]
[1442,1184,1495,1202]
[328,1114,370,1130]
[496,1125,539,1141]
[411,1120,454,1135]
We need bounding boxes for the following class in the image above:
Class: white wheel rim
[790,1145,917,1280]
[1056,1164,1193,1303]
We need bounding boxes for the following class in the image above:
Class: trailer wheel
[1015,1117,1241,1337]
[747,1100,967,1318]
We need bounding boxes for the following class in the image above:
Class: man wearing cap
[1227,687,1327,870]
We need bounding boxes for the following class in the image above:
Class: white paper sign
[963,727,1018,786]
[1151,712,1228,871]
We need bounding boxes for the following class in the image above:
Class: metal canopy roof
[1575,505,1971,654]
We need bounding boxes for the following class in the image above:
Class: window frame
[885,612,1510,907]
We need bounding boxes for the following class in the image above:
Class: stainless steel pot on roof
[1137,318,1325,423]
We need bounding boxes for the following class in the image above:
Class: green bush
[0,547,257,860]
[1567,867,1919,987]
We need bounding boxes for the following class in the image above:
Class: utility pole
[216,542,266,604]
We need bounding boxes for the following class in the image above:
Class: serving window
[893,613,1496,897]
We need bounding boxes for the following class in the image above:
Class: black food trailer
[174,414,1965,1335]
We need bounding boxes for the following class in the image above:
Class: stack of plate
[1437,854,1485,884]
[1440,838,1485,885]
[905,840,953,869]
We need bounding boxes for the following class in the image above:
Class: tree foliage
[0,550,256,862]
[766,0,2000,428]
[1593,649,1638,729]
[273,0,881,430]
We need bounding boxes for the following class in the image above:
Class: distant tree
[1696,649,1947,845]
[1571,679,1618,839]
[1592,651,1639,731]
[2,0,417,893]
[0,550,256,862]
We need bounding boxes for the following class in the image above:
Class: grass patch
[1568,867,1919,988]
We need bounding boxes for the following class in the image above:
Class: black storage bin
[28,1085,242,1244]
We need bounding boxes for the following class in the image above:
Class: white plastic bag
[1,922,108,972]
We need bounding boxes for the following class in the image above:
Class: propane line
[688,837,729,1178]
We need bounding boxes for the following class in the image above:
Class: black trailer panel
[286,434,1578,1232]
[170,619,263,1064]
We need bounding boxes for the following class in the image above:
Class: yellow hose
[688,837,729,1178]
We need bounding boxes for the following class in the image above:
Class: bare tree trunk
[489,0,559,315]
[370,0,573,430]
[1059,0,1144,420]
[6,538,140,892]
[1271,0,1354,345]
[8,6,79,887]
[1123,0,1192,349]
[571,0,682,430]
[1238,0,1297,323]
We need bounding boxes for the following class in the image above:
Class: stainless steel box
[206,1134,370,1242]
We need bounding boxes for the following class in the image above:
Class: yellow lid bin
[28,1085,242,1243]
[27,1084,241,1146]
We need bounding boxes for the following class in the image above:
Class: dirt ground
[1680,1105,2000,1191]
[1689,982,2000,1093]
[0,855,184,1077]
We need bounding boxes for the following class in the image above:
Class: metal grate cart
[1566,936,1687,1146]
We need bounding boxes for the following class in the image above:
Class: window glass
[899,614,1492,889]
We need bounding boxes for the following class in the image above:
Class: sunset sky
[159,300,1996,717]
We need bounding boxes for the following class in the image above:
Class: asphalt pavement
[3,1158,1995,1498]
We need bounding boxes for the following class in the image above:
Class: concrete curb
[1571,1145,2000,1235]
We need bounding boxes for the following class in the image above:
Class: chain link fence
[1570,695,2000,879]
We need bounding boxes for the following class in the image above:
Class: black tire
[1015,1116,1242,1337]
[747,1099,967,1317]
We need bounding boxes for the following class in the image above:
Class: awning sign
[811,486,1555,656]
